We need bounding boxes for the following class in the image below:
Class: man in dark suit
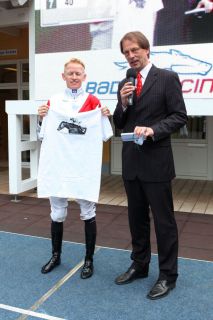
[113,31,187,300]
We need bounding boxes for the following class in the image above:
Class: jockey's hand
[38,104,49,118]
[101,106,111,117]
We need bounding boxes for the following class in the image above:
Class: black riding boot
[41,221,63,274]
[81,217,97,279]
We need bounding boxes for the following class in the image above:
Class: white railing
[6,100,44,195]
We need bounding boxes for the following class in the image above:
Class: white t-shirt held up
[37,106,113,202]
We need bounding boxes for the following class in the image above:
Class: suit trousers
[123,178,178,283]
[49,197,96,222]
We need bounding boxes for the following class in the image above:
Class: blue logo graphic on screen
[114,49,212,76]
[86,49,213,96]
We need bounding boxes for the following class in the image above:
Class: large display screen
[35,0,213,114]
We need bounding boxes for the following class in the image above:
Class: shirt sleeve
[38,114,48,140]
[101,114,113,142]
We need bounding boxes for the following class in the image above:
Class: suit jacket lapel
[139,65,158,98]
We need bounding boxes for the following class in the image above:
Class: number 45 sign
[46,0,80,10]
[40,0,116,26]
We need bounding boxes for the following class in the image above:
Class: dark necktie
[136,73,142,97]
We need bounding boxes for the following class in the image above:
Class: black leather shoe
[147,280,176,300]
[41,253,61,274]
[115,264,148,285]
[80,259,94,279]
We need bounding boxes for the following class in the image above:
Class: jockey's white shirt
[37,100,113,202]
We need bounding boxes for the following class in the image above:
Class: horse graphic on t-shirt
[57,118,87,135]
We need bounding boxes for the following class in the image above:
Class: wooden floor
[100,176,213,214]
[1,168,213,214]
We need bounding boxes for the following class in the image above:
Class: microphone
[126,68,137,106]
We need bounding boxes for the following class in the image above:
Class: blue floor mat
[0,232,212,320]
[0,231,85,319]
[37,248,213,320]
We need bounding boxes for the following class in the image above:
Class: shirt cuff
[122,105,128,112]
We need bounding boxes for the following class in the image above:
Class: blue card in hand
[121,133,145,146]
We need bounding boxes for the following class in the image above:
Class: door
[0,61,29,167]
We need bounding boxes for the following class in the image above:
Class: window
[0,64,17,83]
[172,116,206,140]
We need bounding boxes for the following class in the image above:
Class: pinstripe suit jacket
[113,65,188,182]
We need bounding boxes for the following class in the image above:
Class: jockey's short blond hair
[64,58,85,70]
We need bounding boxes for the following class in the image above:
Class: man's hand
[101,106,111,116]
[120,81,136,107]
[38,104,49,118]
[197,0,213,13]
[134,126,154,138]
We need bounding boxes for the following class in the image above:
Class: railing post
[6,100,45,196]
[7,113,22,194]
